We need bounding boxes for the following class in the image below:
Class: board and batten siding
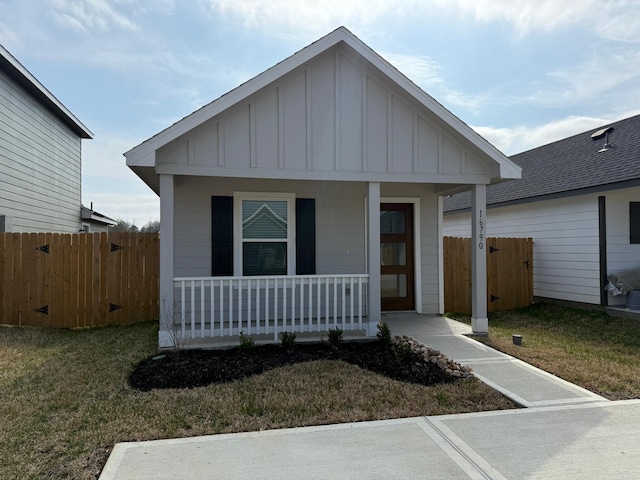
[444,194,602,304]
[173,177,442,314]
[155,45,492,184]
[0,68,82,233]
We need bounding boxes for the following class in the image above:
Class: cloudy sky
[2,0,639,224]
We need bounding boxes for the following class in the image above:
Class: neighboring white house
[444,114,640,308]
[125,27,521,346]
[80,204,117,233]
[0,44,113,233]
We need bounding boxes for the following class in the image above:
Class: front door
[380,203,415,311]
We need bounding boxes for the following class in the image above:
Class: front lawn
[0,322,514,479]
[448,303,640,400]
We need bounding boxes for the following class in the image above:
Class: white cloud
[519,49,640,109]
[88,193,159,226]
[437,0,595,36]
[433,0,640,43]
[81,129,159,224]
[51,0,140,34]
[597,13,640,43]
[473,115,615,155]
[82,131,140,182]
[204,0,415,38]
[381,52,489,111]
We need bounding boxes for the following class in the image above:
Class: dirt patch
[130,338,465,391]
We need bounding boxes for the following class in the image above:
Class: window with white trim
[234,193,295,275]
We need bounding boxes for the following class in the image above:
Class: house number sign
[478,210,484,250]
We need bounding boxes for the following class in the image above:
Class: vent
[592,126,613,152]
[591,126,612,139]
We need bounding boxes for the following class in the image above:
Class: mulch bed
[129,340,457,391]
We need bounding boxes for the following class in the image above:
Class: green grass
[0,322,515,479]
[448,303,640,400]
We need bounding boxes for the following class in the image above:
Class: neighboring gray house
[0,44,110,233]
[80,204,117,233]
[125,27,520,347]
[444,114,640,308]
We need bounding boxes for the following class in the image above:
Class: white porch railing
[171,274,369,341]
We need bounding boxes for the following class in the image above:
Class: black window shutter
[631,202,640,244]
[296,198,316,274]
[212,196,234,275]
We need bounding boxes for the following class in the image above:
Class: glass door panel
[380,203,414,311]
[381,243,406,266]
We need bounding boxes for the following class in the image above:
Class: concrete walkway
[384,314,607,408]
[100,315,640,480]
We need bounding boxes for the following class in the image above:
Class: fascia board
[499,161,522,180]
[0,44,93,139]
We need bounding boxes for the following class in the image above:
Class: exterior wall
[0,68,82,233]
[604,186,640,273]
[603,186,640,306]
[444,194,602,304]
[155,45,493,185]
[174,177,368,278]
[173,177,441,314]
[82,222,111,234]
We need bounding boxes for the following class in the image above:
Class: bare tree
[111,219,139,232]
[140,220,160,233]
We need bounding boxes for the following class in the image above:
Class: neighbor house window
[234,193,295,275]
[630,202,640,244]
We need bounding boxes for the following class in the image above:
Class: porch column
[158,174,175,348]
[367,182,381,335]
[471,184,488,334]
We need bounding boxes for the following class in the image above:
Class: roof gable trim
[0,45,93,139]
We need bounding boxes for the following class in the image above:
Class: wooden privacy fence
[0,232,159,328]
[444,236,533,313]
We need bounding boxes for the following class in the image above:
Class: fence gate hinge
[35,244,50,254]
[109,303,122,312]
[35,305,49,314]
[490,295,501,302]
[489,245,499,253]
[523,259,531,269]
[110,243,124,252]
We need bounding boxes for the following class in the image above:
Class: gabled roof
[125,26,520,186]
[0,44,93,139]
[444,114,640,213]
[81,206,117,226]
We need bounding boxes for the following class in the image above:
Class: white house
[444,114,640,308]
[125,27,521,347]
[0,44,114,233]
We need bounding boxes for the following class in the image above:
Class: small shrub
[238,331,255,350]
[326,328,343,349]
[280,331,296,350]
[376,321,392,344]
[394,340,415,363]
